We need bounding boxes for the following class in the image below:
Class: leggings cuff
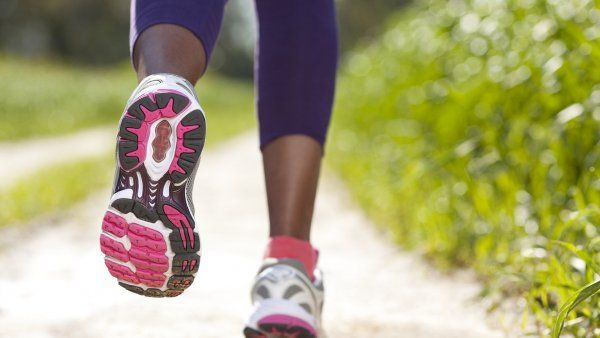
[260,131,327,151]
[130,1,225,70]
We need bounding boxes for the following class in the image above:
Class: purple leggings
[130,0,339,148]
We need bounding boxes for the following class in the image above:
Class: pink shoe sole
[100,90,205,297]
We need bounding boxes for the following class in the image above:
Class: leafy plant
[552,280,600,338]
[329,0,600,335]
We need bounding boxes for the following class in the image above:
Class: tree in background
[0,0,129,64]
[337,0,408,51]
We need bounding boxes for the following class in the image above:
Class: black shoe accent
[156,92,189,113]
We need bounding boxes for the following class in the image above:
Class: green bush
[329,0,600,336]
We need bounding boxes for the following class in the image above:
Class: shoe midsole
[246,299,317,330]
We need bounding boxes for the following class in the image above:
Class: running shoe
[99,73,205,297]
[244,259,324,338]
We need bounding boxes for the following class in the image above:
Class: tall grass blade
[551,280,600,338]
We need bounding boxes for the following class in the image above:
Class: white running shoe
[100,73,206,297]
[244,259,324,338]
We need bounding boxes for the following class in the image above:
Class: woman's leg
[262,136,322,241]
[244,1,338,335]
[255,0,338,245]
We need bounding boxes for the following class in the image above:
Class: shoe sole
[100,90,205,297]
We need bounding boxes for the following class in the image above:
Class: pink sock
[264,236,318,281]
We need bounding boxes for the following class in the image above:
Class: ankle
[264,235,318,280]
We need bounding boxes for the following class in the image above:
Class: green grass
[0,155,113,225]
[0,55,255,143]
[0,56,255,227]
[197,73,257,145]
[329,0,600,336]
[0,56,134,141]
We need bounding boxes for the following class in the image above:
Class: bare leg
[133,24,206,84]
[262,135,323,241]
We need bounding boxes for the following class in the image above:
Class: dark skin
[133,24,207,83]
[134,24,322,241]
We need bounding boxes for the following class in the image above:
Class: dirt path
[0,133,512,338]
[0,128,114,188]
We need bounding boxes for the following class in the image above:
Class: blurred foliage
[0,56,255,142]
[337,0,409,51]
[211,0,256,78]
[0,56,134,140]
[0,0,130,64]
[0,0,408,78]
[329,0,600,336]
